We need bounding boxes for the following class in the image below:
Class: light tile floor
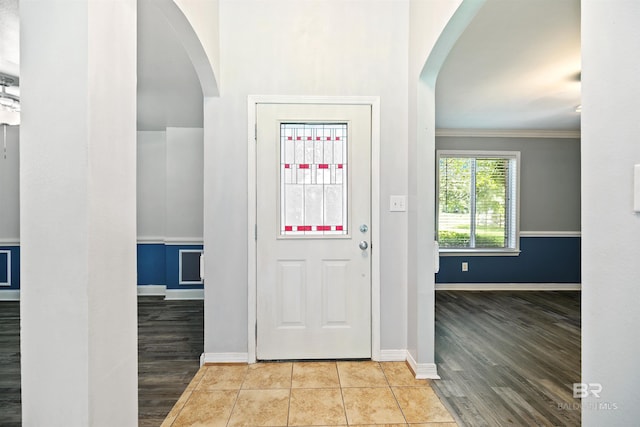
[161,361,458,426]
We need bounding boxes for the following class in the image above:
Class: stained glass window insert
[280,123,348,236]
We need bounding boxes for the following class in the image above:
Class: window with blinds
[437,150,519,252]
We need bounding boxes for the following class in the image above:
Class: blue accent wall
[137,244,166,285]
[436,236,581,283]
[0,238,580,291]
[0,246,20,290]
[137,243,204,290]
[1,244,204,292]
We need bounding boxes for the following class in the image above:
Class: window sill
[439,249,521,257]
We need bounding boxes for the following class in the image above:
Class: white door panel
[256,103,371,360]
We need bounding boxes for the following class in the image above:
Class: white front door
[256,103,372,360]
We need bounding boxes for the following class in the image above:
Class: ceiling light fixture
[0,75,20,113]
[0,73,20,160]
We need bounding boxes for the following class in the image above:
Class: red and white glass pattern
[280,123,348,236]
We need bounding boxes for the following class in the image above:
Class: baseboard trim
[406,351,440,379]
[436,283,581,291]
[199,348,441,378]
[0,290,19,301]
[378,349,408,362]
[8,287,204,301]
[137,285,167,296]
[200,352,250,366]
[165,289,204,300]
[137,286,204,300]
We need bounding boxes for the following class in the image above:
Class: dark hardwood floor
[432,291,581,427]
[138,297,204,426]
[1,292,581,426]
[0,302,20,427]
[0,297,203,427]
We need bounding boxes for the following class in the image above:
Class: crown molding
[436,128,581,139]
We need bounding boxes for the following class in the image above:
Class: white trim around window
[437,150,521,256]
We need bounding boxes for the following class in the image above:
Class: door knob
[359,241,369,250]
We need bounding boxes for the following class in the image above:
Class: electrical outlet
[462,262,469,272]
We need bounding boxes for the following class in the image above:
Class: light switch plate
[390,195,406,212]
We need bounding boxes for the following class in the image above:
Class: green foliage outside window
[438,154,514,250]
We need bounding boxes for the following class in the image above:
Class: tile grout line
[380,362,410,426]
[225,365,249,427]
[335,361,351,426]
[166,361,457,427]
[286,362,293,426]
[165,365,207,427]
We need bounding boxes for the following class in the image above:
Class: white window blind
[437,151,519,252]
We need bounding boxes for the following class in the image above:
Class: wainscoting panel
[436,235,580,284]
[0,243,204,299]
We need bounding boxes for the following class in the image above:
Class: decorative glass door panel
[280,123,348,236]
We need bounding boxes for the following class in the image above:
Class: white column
[20,1,138,426]
[582,1,640,425]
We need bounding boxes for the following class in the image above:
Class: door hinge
[255,224,257,240]
[255,322,258,340]
[254,123,257,142]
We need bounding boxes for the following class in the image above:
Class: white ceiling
[1,0,581,132]
[0,0,19,79]
[137,0,203,131]
[436,0,581,131]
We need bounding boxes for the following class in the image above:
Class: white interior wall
[136,128,203,242]
[169,0,220,96]
[582,1,640,424]
[137,131,166,240]
[0,126,204,255]
[0,125,19,242]
[166,127,204,241]
[137,0,205,131]
[205,0,411,356]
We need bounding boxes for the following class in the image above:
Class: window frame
[436,150,521,256]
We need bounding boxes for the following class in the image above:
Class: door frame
[247,95,381,363]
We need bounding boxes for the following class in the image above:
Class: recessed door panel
[322,260,350,327]
[276,260,306,327]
